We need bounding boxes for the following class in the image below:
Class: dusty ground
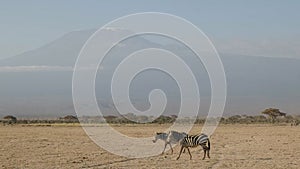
[0,124,299,169]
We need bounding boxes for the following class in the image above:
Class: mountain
[0,29,93,66]
[0,29,299,117]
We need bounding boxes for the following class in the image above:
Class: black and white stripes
[176,133,210,160]
[153,131,187,154]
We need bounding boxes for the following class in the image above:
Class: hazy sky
[0,0,300,59]
[1,1,300,117]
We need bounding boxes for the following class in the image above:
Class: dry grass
[0,124,299,169]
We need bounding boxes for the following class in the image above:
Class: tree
[3,115,17,124]
[59,115,79,123]
[103,115,118,123]
[227,115,242,123]
[261,108,286,123]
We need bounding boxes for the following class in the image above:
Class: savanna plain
[1,124,299,169]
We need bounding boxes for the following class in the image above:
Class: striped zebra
[153,131,187,154]
[176,133,210,160]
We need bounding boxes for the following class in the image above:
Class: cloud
[214,38,300,59]
[0,66,74,72]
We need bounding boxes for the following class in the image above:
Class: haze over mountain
[0,28,299,117]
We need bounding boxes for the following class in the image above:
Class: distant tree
[196,118,205,124]
[227,115,242,123]
[2,115,17,124]
[284,115,295,123]
[152,115,174,124]
[170,115,178,119]
[136,115,149,123]
[253,115,268,123]
[261,108,286,123]
[59,115,79,123]
[219,117,226,123]
[240,115,254,124]
[104,115,118,123]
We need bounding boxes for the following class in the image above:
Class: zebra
[153,131,187,154]
[176,133,210,160]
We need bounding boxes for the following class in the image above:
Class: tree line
[1,109,300,125]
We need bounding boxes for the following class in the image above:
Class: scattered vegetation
[1,109,299,125]
[59,115,79,123]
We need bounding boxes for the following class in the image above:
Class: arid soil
[0,124,299,169]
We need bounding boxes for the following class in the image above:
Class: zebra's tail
[207,138,210,150]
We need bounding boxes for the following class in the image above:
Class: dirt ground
[0,124,299,169]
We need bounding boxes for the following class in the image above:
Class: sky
[0,0,300,59]
[0,1,300,117]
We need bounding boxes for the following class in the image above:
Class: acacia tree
[261,108,286,123]
[3,115,17,124]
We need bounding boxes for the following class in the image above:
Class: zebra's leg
[176,146,184,160]
[162,142,168,154]
[202,145,210,159]
[183,148,186,153]
[202,149,207,160]
[169,143,174,154]
[187,147,192,160]
[207,148,210,159]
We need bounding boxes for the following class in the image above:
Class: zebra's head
[153,132,166,143]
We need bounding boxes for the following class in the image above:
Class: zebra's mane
[156,132,168,140]
[156,132,165,135]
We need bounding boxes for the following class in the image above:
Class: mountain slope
[0,29,299,117]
